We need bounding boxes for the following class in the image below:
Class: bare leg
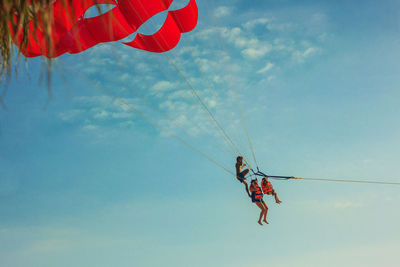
[255,202,266,225]
[242,169,251,198]
[261,201,269,224]
[243,180,251,198]
[273,190,282,204]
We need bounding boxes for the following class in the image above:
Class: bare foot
[276,200,282,204]
[258,220,263,226]
[263,219,269,224]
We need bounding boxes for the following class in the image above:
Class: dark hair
[236,156,243,162]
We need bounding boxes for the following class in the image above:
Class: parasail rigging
[10,0,400,188]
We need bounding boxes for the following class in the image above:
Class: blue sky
[1,0,400,266]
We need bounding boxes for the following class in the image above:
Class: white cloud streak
[214,6,232,18]
[257,62,274,74]
[63,6,326,142]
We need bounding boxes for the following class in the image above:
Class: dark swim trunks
[237,172,245,183]
[251,192,262,203]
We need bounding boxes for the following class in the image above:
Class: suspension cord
[111,58,235,159]
[203,0,259,168]
[295,177,400,185]
[60,59,235,177]
[131,0,254,169]
[254,173,400,185]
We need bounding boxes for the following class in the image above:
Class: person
[249,179,269,225]
[261,177,282,204]
[235,156,250,197]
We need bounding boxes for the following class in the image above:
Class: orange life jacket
[253,183,263,200]
[261,178,273,195]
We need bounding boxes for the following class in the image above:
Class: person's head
[236,156,243,163]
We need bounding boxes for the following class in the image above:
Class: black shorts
[237,172,245,183]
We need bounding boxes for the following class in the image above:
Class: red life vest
[261,178,273,195]
[253,183,263,200]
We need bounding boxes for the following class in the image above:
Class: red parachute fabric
[125,0,198,52]
[11,0,198,57]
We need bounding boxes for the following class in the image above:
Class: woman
[249,179,269,225]
[261,177,282,204]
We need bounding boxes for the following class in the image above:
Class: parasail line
[60,59,235,177]
[109,57,234,158]
[132,0,240,157]
[131,0,254,169]
[180,1,255,167]
[295,177,400,185]
[204,0,259,169]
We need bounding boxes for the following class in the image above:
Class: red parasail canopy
[11,0,198,57]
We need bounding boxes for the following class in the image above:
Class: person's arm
[249,184,254,193]
[239,163,246,171]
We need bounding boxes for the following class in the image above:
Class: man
[235,156,250,198]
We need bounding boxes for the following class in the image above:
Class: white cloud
[243,18,270,30]
[195,27,222,41]
[213,75,222,83]
[204,96,218,108]
[292,46,319,63]
[241,44,272,59]
[257,62,274,74]
[168,90,192,100]
[55,96,141,137]
[267,75,276,82]
[119,73,132,83]
[135,62,152,73]
[152,81,175,92]
[61,5,326,141]
[59,109,84,122]
[194,57,212,73]
[175,45,200,57]
[214,6,232,18]
[223,27,244,47]
[273,38,295,52]
[93,110,110,120]
[243,17,293,32]
[221,27,273,59]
